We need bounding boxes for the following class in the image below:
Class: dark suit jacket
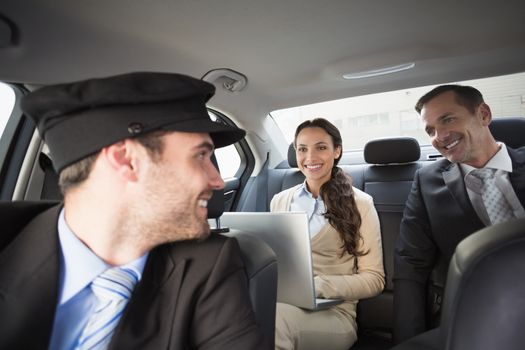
[0,203,268,350]
[393,146,525,343]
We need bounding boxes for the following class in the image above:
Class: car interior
[1,1,525,349]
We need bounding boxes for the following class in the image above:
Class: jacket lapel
[111,244,186,350]
[508,147,525,207]
[442,163,480,220]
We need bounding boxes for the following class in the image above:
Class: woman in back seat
[271,118,385,350]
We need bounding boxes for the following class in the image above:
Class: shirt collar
[461,142,513,175]
[295,180,323,200]
[57,208,149,304]
[296,181,312,198]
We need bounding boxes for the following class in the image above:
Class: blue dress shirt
[48,209,148,350]
[290,182,327,238]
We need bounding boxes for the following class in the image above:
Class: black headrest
[440,218,525,350]
[207,154,224,219]
[39,153,63,200]
[364,137,420,164]
[489,117,525,149]
[287,143,298,168]
[207,189,224,219]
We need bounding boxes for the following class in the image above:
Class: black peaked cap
[21,72,246,173]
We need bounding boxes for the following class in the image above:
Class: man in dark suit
[393,85,525,344]
[0,72,268,349]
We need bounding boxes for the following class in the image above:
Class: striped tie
[76,267,138,350]
[471,168,515,225]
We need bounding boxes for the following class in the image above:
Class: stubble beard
[127,162,213,248]
[116,196,211,254]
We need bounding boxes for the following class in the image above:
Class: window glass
[0,82,16,138]
[271,71,525,150]
[208,111,242,179]
[214,145,241,179]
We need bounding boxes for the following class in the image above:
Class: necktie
[470,168,515,225]
[76,267,139,350]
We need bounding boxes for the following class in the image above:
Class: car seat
[392,218,525,350]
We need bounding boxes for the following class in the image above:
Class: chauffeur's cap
[21,72,246,173]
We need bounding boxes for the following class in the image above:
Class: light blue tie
[76,267,138,350]
[471,168,515,225]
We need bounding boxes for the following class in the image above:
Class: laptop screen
[218,212,319,309]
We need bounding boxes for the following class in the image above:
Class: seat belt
[255,152,269,212]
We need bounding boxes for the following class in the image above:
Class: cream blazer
[270,184,385,320]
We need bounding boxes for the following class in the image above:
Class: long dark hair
[295,118,367,258]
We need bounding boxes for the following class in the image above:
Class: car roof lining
[1,0,525,115]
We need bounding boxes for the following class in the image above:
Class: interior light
[342,62,415,80]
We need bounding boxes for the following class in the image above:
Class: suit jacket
[393,146,525,343]
[0,203,268,350]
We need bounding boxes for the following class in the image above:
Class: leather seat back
[439,218,525,350]
[358,137,422,338]
[208,158,278,348]
[489,116,525,149]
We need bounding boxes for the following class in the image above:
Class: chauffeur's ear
[100,140,139,182]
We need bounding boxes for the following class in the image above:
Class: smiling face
[295,126,341,192]
[421,90,496,167]
[129,131,224,244]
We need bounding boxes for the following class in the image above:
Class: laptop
[218,212,343,310]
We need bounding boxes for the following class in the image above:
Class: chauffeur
[0,72,267,349]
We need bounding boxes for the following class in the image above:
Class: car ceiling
[1,0,525,128]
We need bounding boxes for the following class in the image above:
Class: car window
[214,145,241,179]
[0,82,15,139]
[208,111,242,179]
[271,71,525,151]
